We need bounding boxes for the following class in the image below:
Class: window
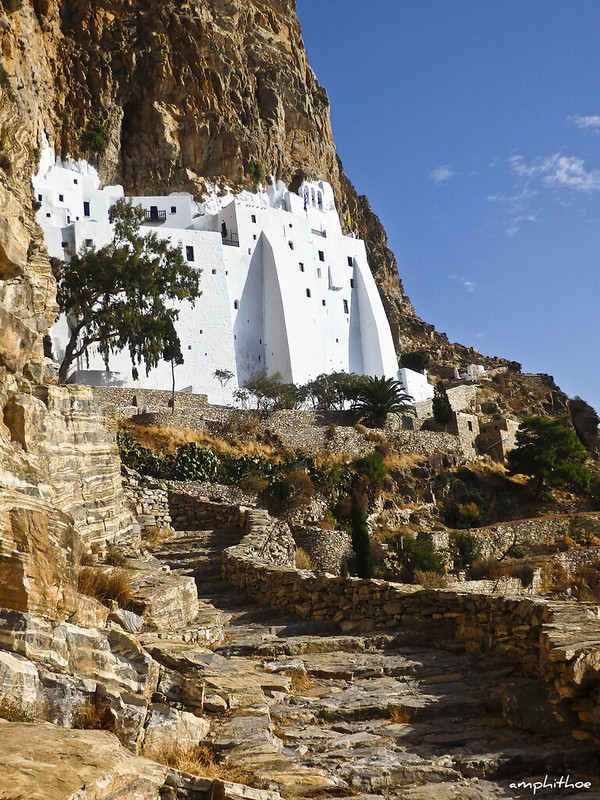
[234,300,239,309]
[188,345,192,350]
[46,212,51,218]
[253,234,257,240]
[37,194,42,202]
[73,178,78,185]
[59,194,64,202]
[61,242,68,249]
[350,279,355,288]
[170,206,176,214]
[347,256,353,267]
[212,269,217,275]
[468,421,473,432]
[66,216,70,223]
[299,262,304,272]
[322,299,326,306]
[343,299,349,313]
[186,245,194,261]
[306,288,311,298]
[83,201,90,217]
[288,241,294,250]
[317,267,322,278]
[251,214,256,223]
[318,250,325,261]
[85,239,93,247]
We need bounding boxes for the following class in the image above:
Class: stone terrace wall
[91,386,208,418]
[468,514,600,558]
[291,525,352,573]
[223,510,600,747]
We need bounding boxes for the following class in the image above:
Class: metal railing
[144,209,167,222]
[221,231,239,247]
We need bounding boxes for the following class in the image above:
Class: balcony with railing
[221,230,239,247]
[144,208,167,223]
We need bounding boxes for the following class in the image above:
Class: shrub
[568,516,600,547]
[78,567,135,609]
[353,451,386,484]
[451,532,481,570]
[339,556,350,577]
[400,350,430,373]
[172,443,220,481]
[83,122,108,154]
[350,490,374,578]
[396,537,446,583]
[248,159,265,184]
[269,470,315,511]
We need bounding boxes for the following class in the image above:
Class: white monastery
[33,149,434,406]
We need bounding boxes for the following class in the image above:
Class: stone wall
[91,386,208,417]
[467,514,600,558]
[291,525,352,573]
[222,509,600,748]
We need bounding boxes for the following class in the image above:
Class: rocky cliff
[0,0,492,367]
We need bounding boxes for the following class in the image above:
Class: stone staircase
[137,515,598,800]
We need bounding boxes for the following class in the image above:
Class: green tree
[396,537,446,583]
[506,416,591,498]
[305,371,365,410]
[432,381,453,427]
[56,199,200,383]
[400,350,431,373]
[243,369,306,412]
[350,491,374,579]
[353,375,415,427]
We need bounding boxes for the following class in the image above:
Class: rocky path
[145,527,598,800]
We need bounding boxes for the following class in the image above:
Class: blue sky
[297,1,600,413]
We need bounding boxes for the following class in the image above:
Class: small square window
[170,206,176,214]
[73,178,78,185]
[251,214,256,223]
[37,194,42,202]
[46,212,51,218]
[85,239,93,247]
[253,234,257,240]
[322,299,326,306]
[212,269,217,275]
[318,250,325,261]
[306,288,311,298]
[59,194,64,202]
[347,256,353,267]
[188,345,192,350]
[61,241,68,248]
[186,245,194,261]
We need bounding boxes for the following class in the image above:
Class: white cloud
[509,153,600,192]
[448,274,477,293]
[570,115,600,130]
[432,165,455,184]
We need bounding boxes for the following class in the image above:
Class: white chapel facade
[33,150,433,406]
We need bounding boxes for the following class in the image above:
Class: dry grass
[0,697,28,722]
[78,566,135,609]
[122,419,281,461]
[383,452,427,471]
[144,742,255,784]
[413,569,448,588]
[142,524,176,548]
[295,547,314,570]
[73,698,116,732]
[104,544,128,567]
[289,671,317,695]
[388,705,411,724]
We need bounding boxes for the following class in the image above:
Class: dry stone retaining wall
[222,506,600,748]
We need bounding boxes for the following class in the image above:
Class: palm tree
[353,376,416,427]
